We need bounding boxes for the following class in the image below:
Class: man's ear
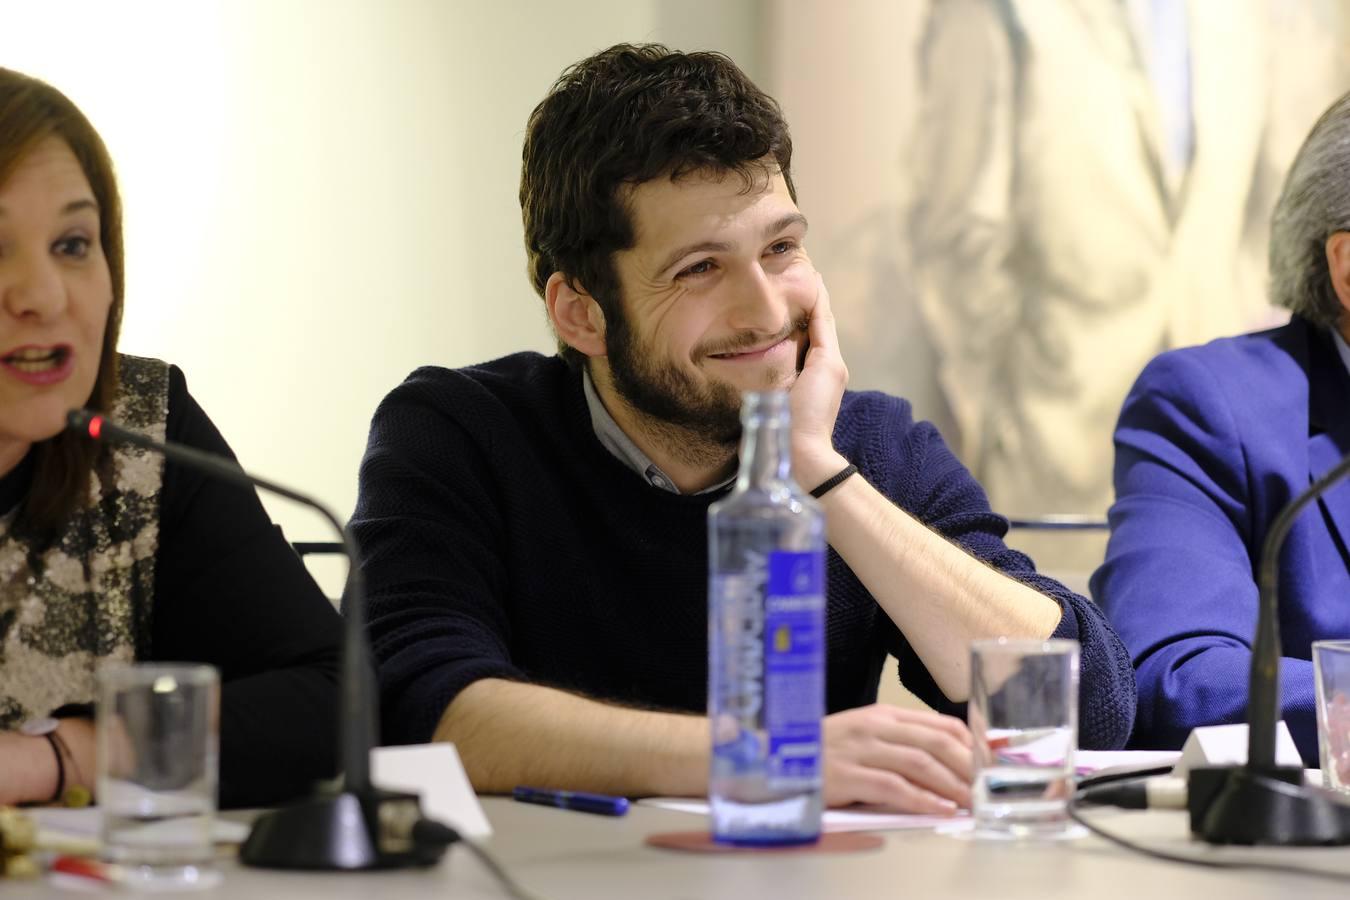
[1328,233,1350,320]
[545,272,607,358]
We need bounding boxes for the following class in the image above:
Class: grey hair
[1269,91,1350,328]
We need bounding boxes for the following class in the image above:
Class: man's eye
[54,237,91,259]
[768,240,796,255]
[679,260,715,278]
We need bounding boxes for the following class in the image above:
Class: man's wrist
[644,711,709,797]
[794,448,849,493]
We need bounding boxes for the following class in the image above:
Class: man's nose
[726,265,786,333]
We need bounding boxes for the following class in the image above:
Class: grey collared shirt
[582,370,735,495]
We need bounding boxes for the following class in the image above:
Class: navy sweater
[353,353,1135,749]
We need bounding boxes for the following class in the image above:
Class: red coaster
[645,831,884,854]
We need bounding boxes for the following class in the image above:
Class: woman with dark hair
[0,68,342,808]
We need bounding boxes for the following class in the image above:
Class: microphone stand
[69,410,447,869]
[1189,452,1350,845]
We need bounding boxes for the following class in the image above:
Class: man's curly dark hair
[520,43,796,369]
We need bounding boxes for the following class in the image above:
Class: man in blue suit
[1094,90,1350,762]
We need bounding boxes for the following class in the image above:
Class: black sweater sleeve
[150,366,343,808]
[351,370,526,747]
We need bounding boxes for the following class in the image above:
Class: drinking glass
[968,638,1082,840]
[1313,640,1350,792]
[97,662,221,889]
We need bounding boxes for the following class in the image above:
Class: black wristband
[41,732,66,805]
[809,463,858,499]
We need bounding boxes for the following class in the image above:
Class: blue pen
[512,786,630,816]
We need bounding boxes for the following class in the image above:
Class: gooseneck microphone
[1186,450,1350,845]
[67,409,450,869]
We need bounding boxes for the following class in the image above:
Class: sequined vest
[0,355,168,728]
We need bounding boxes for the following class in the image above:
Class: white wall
[763,0,947,432]
[0,0,761,592]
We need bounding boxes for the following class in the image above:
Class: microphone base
[240,787,448,870]
[1189,765,1350,846]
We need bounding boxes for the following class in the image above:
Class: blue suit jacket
[1092,316,1350,762]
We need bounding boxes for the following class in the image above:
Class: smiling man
[352,44,1137,812]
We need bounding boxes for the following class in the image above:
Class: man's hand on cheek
[790,273,850,488]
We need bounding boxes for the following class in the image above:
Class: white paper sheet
[28,807,250,844]
[639,751,1184,833]
[637,798,971,833]
[371,743,493,838]
[31,742,494,848]
[1075,749,1181,777]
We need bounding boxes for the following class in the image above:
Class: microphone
[1185,449,1350,845]
[67,409,447,869]
[1080,776,1188,811]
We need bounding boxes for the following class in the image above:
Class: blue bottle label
[763,550,824,784]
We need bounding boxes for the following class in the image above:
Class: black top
[1,367,343,808]
[354,352,1136,751]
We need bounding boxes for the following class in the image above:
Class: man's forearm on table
[433,677,709,796]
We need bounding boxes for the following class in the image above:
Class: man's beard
[604,309,801,469]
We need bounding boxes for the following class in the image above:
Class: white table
[11,797,1350,898]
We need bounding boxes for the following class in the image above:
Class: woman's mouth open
[0,345,74,385]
